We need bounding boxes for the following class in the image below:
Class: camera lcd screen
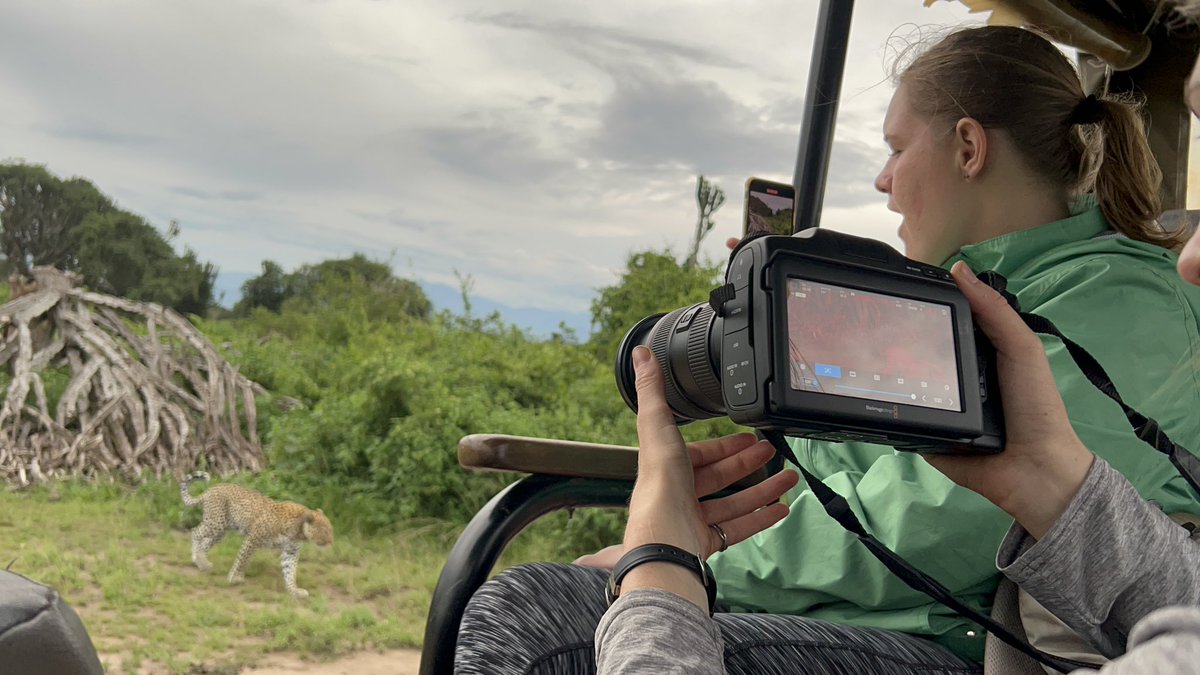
[785,278,962,412]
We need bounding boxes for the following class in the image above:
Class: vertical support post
[791,0,855,232]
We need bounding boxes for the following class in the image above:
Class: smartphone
[744,177,797,237]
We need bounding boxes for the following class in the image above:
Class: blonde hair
[1174,0,1200,19]
[896,26,1183,249]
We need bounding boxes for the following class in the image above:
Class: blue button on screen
[815,364,841,378]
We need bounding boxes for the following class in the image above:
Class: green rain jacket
[706,199,1200,662]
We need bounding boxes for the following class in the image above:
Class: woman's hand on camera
[574,346,798,571]
[922,262,1094,539]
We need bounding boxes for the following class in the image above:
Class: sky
[0,0,994,329]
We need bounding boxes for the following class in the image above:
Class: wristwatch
[606,543,718,616]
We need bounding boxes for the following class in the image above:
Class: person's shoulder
[1014,238,1195,310]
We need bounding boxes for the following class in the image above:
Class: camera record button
[722,329,757,406]
[723,293,750,333]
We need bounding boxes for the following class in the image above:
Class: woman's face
[874,84,969,265]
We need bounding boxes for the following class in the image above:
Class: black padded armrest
[458,433,771,487]
[0,570,104,675]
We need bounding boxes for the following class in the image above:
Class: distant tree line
[234,254,431,321]
[1,161,724,346]
[0,162,433,320]
[0,162,216,314]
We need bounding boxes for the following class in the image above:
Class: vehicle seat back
[0,569,104,675]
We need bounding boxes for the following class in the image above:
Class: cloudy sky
[0,0,990,327]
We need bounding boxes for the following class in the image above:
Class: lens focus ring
[685,303,722,412]
[648,305,713,422]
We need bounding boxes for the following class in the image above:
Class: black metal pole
[792,0,855,232]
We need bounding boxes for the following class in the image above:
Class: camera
[615,229,1004,453]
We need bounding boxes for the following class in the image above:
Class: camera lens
[614,302,725,423]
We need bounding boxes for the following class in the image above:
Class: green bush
[258,313,632,527]
[1,244,740,546]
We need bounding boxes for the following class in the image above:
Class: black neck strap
[764,429,1093,673]
[762,275,1200,674]
[1018,311,1200,497]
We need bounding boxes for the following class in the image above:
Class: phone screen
[745,180,796,236]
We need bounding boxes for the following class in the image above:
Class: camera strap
[1017,310,1200,497]
[759,275,1200,674]
[764,428,1095,674]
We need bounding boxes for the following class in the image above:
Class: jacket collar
[943,196,1108,276]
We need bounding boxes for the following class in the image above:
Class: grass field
[0,477,593,674]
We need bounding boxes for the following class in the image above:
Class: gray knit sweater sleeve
[998,458,1200,659]
[595,588,725,674]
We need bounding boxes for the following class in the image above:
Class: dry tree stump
[0,267,265,486]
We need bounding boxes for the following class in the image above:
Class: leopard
[180,471,333,599]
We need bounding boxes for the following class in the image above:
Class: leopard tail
[180,471,211,507]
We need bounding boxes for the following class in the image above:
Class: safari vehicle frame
[418,1,1200,672]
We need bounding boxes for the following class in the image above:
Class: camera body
[616,228,1004,453]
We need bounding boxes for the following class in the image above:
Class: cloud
[420,123,575,184]
[45,124,161,146]
[590,75,790,172]
[824,138,889,208]
[470,12,748,71]
[169,186,264,202]
[0,0,986,320]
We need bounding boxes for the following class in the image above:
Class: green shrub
[33,247,745,546]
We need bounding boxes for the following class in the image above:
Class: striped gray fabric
[455,563,981,674]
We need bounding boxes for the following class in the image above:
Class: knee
[463,562,604,623]
[456,563,608,671]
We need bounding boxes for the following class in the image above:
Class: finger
[693,439,776,496]
[687,432,760,468]
[573,544,624,570]
[918,450,991,487]
[713,502,791,550]
[726,237,740,250]
[950,261,1042,353]
[632,346,688,464]
[700,470,799,524]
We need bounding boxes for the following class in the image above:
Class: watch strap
[606,543,717,616]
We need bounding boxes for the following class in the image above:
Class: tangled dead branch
[0,267,265,485]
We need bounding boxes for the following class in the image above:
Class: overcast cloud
[0,0,986,320]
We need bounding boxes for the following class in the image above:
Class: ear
[952,117,988,181]
[316,508,324,515]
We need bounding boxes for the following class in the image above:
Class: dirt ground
[240,649,422,674]
[100,649,422,674]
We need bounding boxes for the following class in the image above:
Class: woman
[456,25,1200,674]
[598,256,1200,674]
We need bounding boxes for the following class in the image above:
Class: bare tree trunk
[685,175,726,270]
[0,267,265,485]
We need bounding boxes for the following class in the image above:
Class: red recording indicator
[766,188,779,195]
